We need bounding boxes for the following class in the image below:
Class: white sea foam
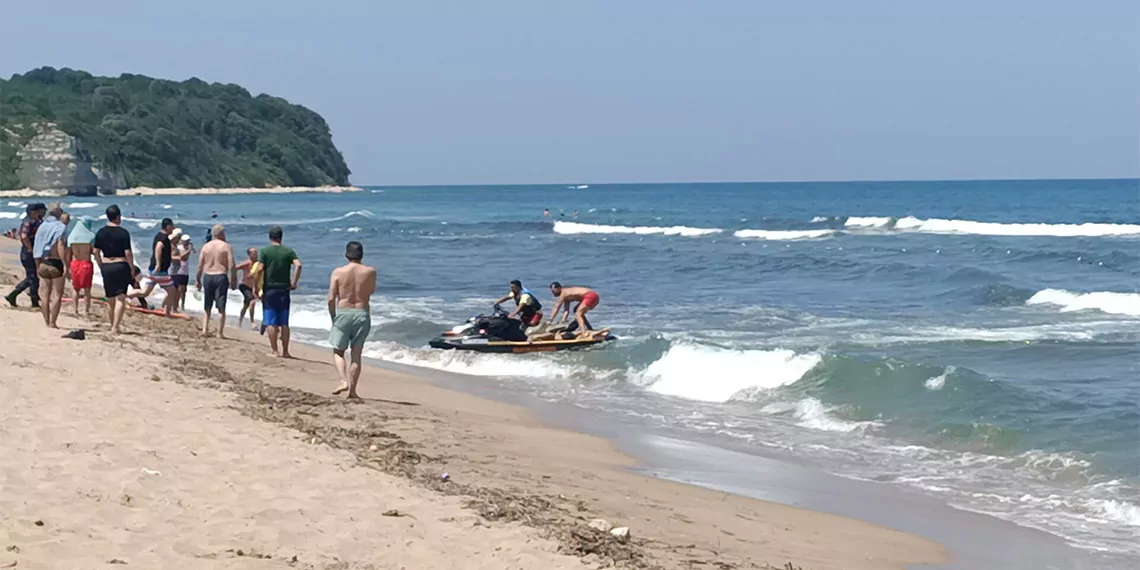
[638,344,820,403]
[843,216,892,228]
[0,212,19,219]
[894,216,1140,237]
[759,398,879,432]
[6,201,26,207]
[134,220,159,230]
[553,221,722,237]
[161,204,173,209]
[924,366,953,390]
[124,209,375,229]
[65,202,98,209]
[362,340,586,380]
[809,216,830,223]
[732,229,834,240]
[1026,289,1140,316]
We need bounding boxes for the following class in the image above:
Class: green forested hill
[0,67,351,189]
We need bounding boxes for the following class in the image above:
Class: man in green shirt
[254,225,302,358]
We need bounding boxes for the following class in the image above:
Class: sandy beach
[1,186,361,198]
[0,242,946,570]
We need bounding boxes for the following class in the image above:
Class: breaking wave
[1026,289,1140,316]
[553,221,721,237]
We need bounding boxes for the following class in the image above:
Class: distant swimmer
[328,240,376,399]
[543,209,550,217]
[234,247,261,330]
[254,225,302,358]
[547,282,601,338]
[195,224,235,339]
[211,211,218,219]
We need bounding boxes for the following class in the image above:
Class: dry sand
[2,186,360,198]
[0,244,947,570]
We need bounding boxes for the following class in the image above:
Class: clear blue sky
[3,1,1137,185]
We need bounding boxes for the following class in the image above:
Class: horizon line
[353,176,1139,188]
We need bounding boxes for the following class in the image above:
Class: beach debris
[440,472,450,482]
[369,444,378,452]
[149,375,161,382]
[4,547,16,554]
[108,559,128,564]
[1,561,16,568]
[62,329,85,340]
[140,468,162,476]
[32,520,43,527]
[609,527,630,541]
[381,509,415,519]
[587,518,613,532]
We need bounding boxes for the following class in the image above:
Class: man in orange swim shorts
[547,282,601,338]
[66,217,97,316]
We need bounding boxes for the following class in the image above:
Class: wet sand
[0,242,945,569]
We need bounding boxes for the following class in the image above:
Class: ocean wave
[636,343,821,403]
[0,212,20,219]
[65,202,99,209]
[809,216,832,223]
[362,340,590,380]
[1026,289,1140,316]
[759,397,880,433]
[896,216,1140,237]
[843,216,892,228]
[732,229,835,240]
[125,209,376,229]
[553,221,722,237]
[6,201,26,207]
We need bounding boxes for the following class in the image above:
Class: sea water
[12,178,1138,557]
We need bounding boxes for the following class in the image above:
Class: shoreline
[0,185,361,198]
[0,241,946,570]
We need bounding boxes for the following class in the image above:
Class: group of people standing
[4,203,377,400]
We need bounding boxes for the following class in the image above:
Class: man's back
[199,240,233,275]
[332,263,376,309]
[260,244,298,289]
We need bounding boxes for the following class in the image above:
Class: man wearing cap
[5,203,47,308]
[32,203,69,328]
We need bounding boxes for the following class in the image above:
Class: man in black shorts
[93,205,135,334]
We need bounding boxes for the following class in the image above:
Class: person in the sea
[5,203,46,308]
[65,216,97,317]
[547,282,602,337]
[195,224,235,339]
[493,280,543,331]
[92,205,135,334]
[328,240,376,399]
[234,247,261,330]
[32,204,69,329]
[253,225,302,358]
[129,218,179,317]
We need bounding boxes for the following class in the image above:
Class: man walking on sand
[254,225,302,358]
[130,217,179,317]
[234,247,260,330]
[93,205,135,334]
[5,203,46,308]
[328,241,376,399]
[195,224,236,339]
[66,217,97,317]
[32,204,69,328]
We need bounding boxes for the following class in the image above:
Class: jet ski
[429,305,616,353]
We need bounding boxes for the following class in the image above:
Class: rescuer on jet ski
[492,280,544,329]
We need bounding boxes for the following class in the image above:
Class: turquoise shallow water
[8,178,1137,554]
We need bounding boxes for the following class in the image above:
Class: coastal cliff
[0,67,350,194]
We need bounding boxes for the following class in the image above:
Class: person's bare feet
[332,382,349,395]
[281,352,294,359]
[346,392,361,400]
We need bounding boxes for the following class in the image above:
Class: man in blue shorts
[255,225,302,358]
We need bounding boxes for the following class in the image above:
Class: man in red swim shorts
[548,282,601,338]
[65,217,97,316]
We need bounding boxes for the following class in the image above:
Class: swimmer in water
[211,211,218,219]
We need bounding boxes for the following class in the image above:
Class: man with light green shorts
[328,241,377,399]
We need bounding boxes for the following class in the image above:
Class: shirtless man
[195,224,236,339]
[66,217,97,316]
[32,204,69,328]
[327,241,376,399]
[234,247,260,330]
[547,282,602,338]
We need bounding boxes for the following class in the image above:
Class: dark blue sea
[8,178,1137,557]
